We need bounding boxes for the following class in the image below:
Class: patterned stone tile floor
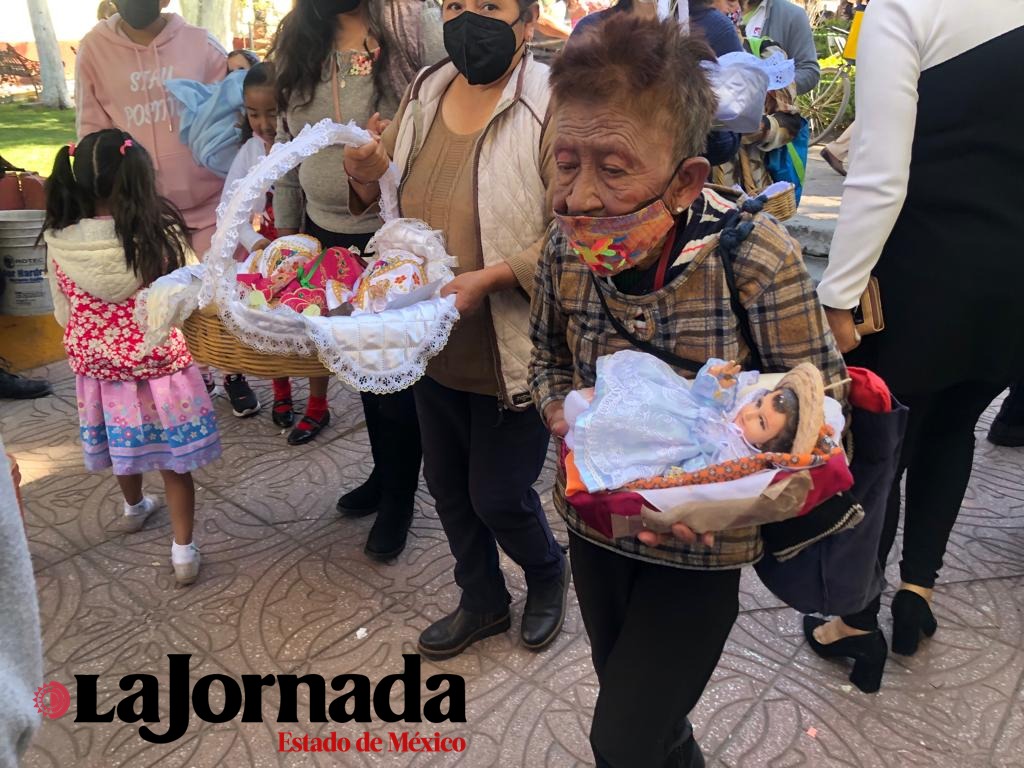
[6,361,1024,768]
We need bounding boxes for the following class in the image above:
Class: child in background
[227,49,259,73]
[43,129,222,586]
[220,62,331,443]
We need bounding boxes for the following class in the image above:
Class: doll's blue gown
[573,350,761,492]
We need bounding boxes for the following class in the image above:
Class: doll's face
[734,390,788,447]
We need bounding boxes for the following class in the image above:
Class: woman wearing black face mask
[266,0,442,557]
[344,0,567,660]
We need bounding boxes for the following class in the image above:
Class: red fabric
[272,377,292,404]
[257,194,279,242]
[770,453,854,516]
[848,366,892,413]
[303,395,329,424]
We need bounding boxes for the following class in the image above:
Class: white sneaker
[122,496,160,533]
[171,541,201,586]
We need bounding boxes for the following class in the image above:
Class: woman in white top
[809,0,1024,683]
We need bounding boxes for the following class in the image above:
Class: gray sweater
[0,441,42,766]
[758,0,820,95]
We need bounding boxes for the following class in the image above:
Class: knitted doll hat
[775,362,825,455]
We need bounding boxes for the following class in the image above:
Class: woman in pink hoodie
[75,0,227,258]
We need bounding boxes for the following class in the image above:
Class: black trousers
[303,216,422,510]
[570,533,740,768]
[844,379,1005,630]
[359,389,422,509]
[414,375,563,613]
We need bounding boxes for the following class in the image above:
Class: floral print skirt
[76,364,221,476]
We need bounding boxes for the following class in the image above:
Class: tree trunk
[25,0,71,109]
[201,0,235,50]
[179,0,202,25]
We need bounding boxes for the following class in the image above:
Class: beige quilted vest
[392,56,550,409]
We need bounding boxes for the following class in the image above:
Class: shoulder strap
[719,202,766,371]
[589,199,765,374]
[589,272,703,374]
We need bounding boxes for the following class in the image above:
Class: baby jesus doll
[564,350,828,493]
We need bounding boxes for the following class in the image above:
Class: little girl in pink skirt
[43,129,221,586]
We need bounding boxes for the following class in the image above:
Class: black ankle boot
[418,606,511,660]
[803,615,888,693]
[363,501,413,562]
[336,472,381,517]
[890,590,937,656]
[521,559,570,650]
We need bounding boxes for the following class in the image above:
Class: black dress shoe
[890,589,937,656]
[364,502,413,561]
[336,472,381,517]
[803,615,887,693]
[521,559,570,650]
[0,368,52,399]
[418,607,511,660]
[272,398,295,428]
[287,411,330,445]
[988,418,1024,447]
[989,384,1024,446]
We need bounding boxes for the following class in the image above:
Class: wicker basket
[762,186,798,221]
[183,311,331,378]
[738,150,798,222]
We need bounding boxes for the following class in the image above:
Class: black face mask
[443,12,525,86]
[312,0,362,18]
[116,0,161,30]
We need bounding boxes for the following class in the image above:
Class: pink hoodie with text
[75,13,226,254]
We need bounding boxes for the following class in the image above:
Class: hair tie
[120,139,134,156]
[67,143,76,157]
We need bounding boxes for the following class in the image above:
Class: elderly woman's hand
[825,307,861,353]
[637,524,716,549]
[543,399,569,438]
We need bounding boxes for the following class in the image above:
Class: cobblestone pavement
[7,360,1022,768]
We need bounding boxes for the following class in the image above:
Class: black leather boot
[521,558,570,650]
[336,471,381,518]
[363,500,413,561]
[418,606,511,660]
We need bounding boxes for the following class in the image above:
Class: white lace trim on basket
[189,118,459,393]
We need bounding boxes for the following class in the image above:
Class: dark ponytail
[41,144,89,242]
[42,129,191,286]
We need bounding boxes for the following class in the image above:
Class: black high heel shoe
[803,615,888,693]
[890,590,937,656]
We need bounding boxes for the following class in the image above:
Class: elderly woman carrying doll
[528,16,847,768]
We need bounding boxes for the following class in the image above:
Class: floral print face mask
[554,197,677,277]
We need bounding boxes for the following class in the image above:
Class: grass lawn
[0,102,76,175]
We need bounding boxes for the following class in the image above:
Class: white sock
[171,540,198,562]
[124,497,151,516]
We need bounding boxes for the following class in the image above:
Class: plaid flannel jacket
[529,205,848,570]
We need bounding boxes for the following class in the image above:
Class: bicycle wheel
[798,67,852,146]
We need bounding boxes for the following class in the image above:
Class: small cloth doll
[566,350,827,493]
[277,246,365,315]
[237,233,321,303]
[349,249,429,314]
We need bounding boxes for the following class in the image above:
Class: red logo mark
[33,681,71,719]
